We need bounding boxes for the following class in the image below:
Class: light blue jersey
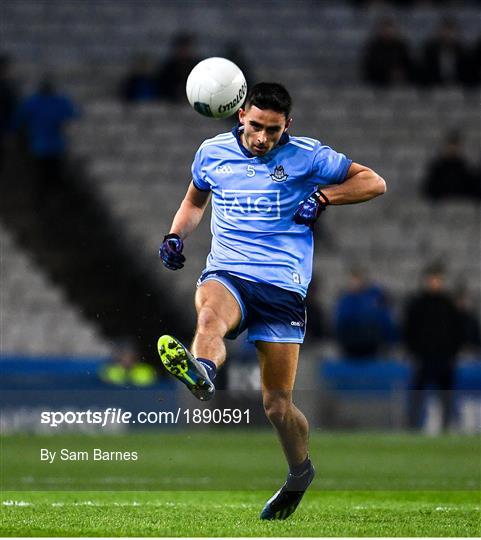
[192,126,351,297]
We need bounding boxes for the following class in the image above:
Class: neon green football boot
[157,335,215,401]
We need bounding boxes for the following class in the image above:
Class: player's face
[239,106,291,156]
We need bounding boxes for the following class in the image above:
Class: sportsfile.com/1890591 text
[40,408,250,428]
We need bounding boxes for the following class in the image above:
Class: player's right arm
[169,181,211,240]
[159,182,210,270]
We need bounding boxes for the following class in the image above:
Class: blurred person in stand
[0,54,19,170]
[361,17,416,87]
[99,338,157,387]
[119,53,157,103]
[334,266,398,361]
[422,130,480,201]
[419,16,470,87]
[13,76,80,214]
[156,32,199,103]
[403,263,464,430]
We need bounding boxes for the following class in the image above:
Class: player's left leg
[257,341,315,520]
[258,342,308,465]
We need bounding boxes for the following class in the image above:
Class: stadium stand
[0,224,109,356]
[1,0,480,364]
[0,139,188,362]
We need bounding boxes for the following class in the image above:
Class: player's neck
[240,132,248,150]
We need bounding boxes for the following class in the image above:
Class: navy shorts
[197,270,306,344]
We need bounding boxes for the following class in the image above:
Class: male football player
[158,83,386,520]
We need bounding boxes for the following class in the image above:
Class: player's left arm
[320,162,386,205]
[293,162,386,227]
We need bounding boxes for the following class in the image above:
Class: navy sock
[196,357,217,380]
[290,456,311,476]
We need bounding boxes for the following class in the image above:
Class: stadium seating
[0,225,110,356]
[1,0,480,357]
[3,1,481,95]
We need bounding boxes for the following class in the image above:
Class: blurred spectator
[99,339,157,387]
[119,53,157,103]
[13,77,80,212]
[422,130,480,201]
[334,266,398,360]
[156,32,199,102]
[403,263,464,430]
[420,16,470,87]
[361,17,415,87]
[0,54,19,169]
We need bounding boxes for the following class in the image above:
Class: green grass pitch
[1,430,480,536]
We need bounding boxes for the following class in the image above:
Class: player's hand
[159,233,185,270]
[293,188,330,228]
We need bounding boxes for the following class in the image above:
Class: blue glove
[293,188,330,228]
[159,233,185,270]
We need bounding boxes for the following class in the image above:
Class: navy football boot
[157,335,215,401]
[260,462,315,520]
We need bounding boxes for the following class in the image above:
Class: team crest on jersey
[270,165,289,182]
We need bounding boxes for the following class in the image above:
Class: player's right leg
[158,279,242,400]
[157,335,215,401]
[191,279,243,366]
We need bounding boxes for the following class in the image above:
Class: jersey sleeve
[191,147,211,192]
[311,142,352,186]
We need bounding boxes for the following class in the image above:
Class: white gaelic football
[186,57,247,119]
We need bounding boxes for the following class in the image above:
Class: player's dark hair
[245,82,292,118]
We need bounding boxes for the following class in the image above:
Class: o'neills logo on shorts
[217,82,247,115]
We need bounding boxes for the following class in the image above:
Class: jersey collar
[232,123,290,158]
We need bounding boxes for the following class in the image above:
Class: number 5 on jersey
[247,165,256,177]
